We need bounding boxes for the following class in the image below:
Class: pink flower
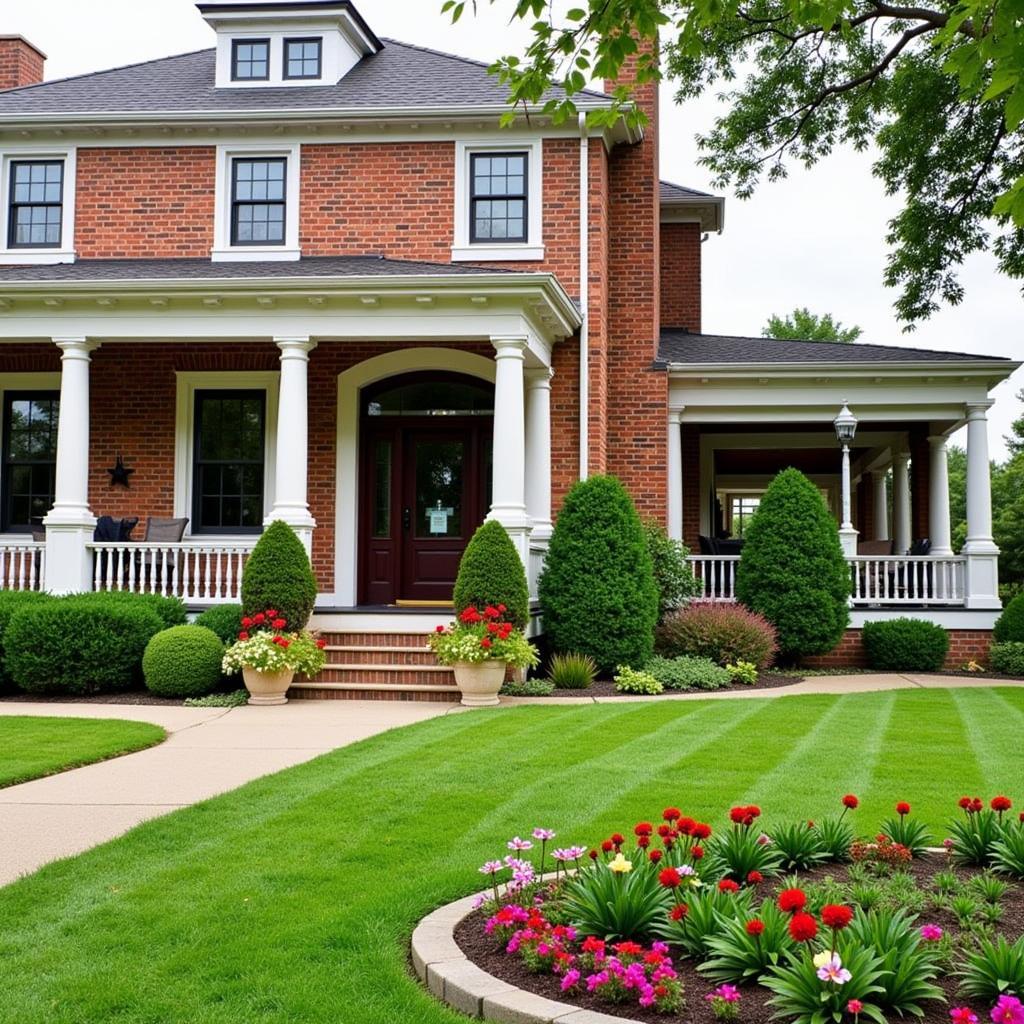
[816,953,852,985]
[532,828,556,841]
[920,924,944,941]
[950,1009,979,1024]
[560,969,580,992]
[848,1000,864,1016]
[478,860,504,875]
[507,836,533,852]
[991,996,1024,1024]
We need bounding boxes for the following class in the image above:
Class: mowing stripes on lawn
[948,687,1024,796]
[0,689,1021,1024]
[0,715,166,788]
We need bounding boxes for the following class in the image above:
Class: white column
[927,435,953,557]
[488,336,531,567]
[43,337,99,594]
[892,450,912,554]
[266,336,317,552]
[838,442,859,557]
[667,409,684,541]
[871,470,890,542]
[524,367,553,541]
[962,401,1001,609]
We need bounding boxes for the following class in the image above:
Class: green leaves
[562,858,672,942]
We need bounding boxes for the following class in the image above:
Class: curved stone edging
[411,891,632,1024]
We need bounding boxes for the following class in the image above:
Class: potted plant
[222,609,327,706]
[428,604,539,707]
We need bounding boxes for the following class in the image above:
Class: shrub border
[411,888,631,1024]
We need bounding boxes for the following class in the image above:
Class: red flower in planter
[670,903,688,921]
[658,868,682,889]
[265,609,278,617]
[746,919,765,937]
[316,639,327,650]
[821,904,854,930]
[253,613,266,625]
[241,617,253,628]
[789,912,818,943]
[778,888,807,914]
[484,605,500,619]
[896,802,911,816]
[842,794,859,809]
[719,879,740,893]
[497,603,507,613]
[271,618,287,630]
[278,639,290,649]
[480,638,492,649]
[238,631,250,641]
[435,625,445,633]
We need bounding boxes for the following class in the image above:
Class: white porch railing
[0,540,45,591]
[687,554,969,607]
[87,541,256,604]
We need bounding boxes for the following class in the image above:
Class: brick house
[0,2,1017,695]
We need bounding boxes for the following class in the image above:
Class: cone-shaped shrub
[538,475,658,672]
[994,592,1024,642]
[735,467,850,660]
[452,519,530,628]
[241,521,317,630]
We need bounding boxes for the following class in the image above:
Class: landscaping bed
[518,674,806,698]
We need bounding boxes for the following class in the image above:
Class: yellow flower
[608,853,633,874]
[812,951,833,970]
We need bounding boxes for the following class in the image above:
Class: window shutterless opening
[231,38,270,81]
[230,157,287,246]
[283,37,322,80]
[8,161,64,250]
[1,391,59,532]
[469,152,528,244]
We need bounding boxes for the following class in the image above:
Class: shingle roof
[0,40,613,117]
[659,181,718,202]
[0,255,519,282]
[658,329,1013,365]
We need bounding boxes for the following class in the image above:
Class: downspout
[578,111,589,480]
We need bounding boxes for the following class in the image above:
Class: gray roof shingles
[659,181,718,202]
[0,41,612,116]
[659,329,1012,365]
[0,255,519,282]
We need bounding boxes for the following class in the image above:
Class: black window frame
[7,160,64,250]
[230,156,288,247]
[468,151,529,245]
[191,389,267,536]
[231,38,271,82]
[1,390,59,533]
[283,36,323,80]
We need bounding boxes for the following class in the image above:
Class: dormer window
[284,37,322,80]
[231,39,270,81]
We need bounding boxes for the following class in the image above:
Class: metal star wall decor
[107,454,135,488]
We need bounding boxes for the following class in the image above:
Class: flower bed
[451,799,1024,1024]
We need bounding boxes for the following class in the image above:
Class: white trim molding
[0,144,77,265]
[212,142,301,262]
[451,138,544,262]
[173,370,280,538]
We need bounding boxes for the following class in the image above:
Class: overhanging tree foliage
[453,0,1024,325]
[762,308,863,342]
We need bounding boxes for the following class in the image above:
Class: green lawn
[0,688,1021,1023]
[0,715,166,789]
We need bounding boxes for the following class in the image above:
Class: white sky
[7,0,1022,457]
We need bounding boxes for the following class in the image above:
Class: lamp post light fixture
[834,402,859,556]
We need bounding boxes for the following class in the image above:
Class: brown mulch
[548,674,802,698]
[454,855,1024,1024]
[0,690,184,706]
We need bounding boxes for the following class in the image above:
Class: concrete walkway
[0,700,448,886]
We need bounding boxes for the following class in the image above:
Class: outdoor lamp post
[834,402,859,557]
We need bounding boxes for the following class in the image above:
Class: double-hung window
[230,157,287,246]
[284,37,322,79]
[469,152,528,243]
[1,392,59,532]
[232,39,270,81]
[8,161,64,249]
[192,390,266,534]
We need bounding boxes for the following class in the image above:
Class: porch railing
[687,554,969,607]
[0,540,45,592]
[87,541,256,604]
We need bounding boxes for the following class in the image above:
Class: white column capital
[965,400,995,421]
[893,449,911,466]
[927,434,948,450]
[274,336,317,359]
[491,335,529,358]
[52,337,99,358]
[525,366,554,389]
[668,407,685,425]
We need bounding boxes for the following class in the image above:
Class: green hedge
[143,625,225,698]
[994,593,1024,643]
[861,618,950,672]
[452,520,530,629]
[194,604,243,645]
[538,476,658,672]
[5,595,165,695]
[990,642,1024,676]
[241,521,317,630]
[0,591,49,692]
[74,591,187,629]
[642,521,700,620]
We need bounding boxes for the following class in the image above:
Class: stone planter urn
[242,666,295,706]
[452,660,505,707]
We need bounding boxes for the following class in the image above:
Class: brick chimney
[0,36,46,91]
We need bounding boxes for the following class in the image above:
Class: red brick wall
[803,628,993,670]
[682,424,701,550]
[910,429,931,544]
[75,148,216,258]
[0,38,44,91]
[660,222,702,331]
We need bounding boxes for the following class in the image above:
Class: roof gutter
[665,358,1021,382]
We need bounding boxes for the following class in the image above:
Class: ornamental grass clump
[428,605,539,669]
[880,802,934,858]
[948,797,1015,868]
[547,651,597,690]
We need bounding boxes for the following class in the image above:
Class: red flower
[610,833,625,846]
[497,603,507,613]
[613,941,643,956]
[670,903,688,921]
[657,824,672,838]
[842,794,860,809]
[958,796,972,809]
[253,613,266,625]
[315,638,326,649]
[747,870,764,885]
[658,868,682,889]
[601,840,613,853]
[821,904,854,930]
[435,625,445,633]
[691,844,704,860]
[718,879,740,893]
[278,639,290,649]
[692,822,712,840]
[729,806,746,824]
[265,609,278,617]
[778,888,807,914]
[634,822,653,836]
[789,912,818,943]
[241,617,253,628]
[480,638,492,649]
[271,618,286,630]
[663,807,681,822]
[991,796,1012,813]
[896,802,911,816]
[483,605,500,619]
[678,816,696,835]
[971,797,983,813]
[649,849,663,864]
[581,936,605,954]
[588,849,599,861]
[237,631,250,641]
[746,918,765,937]
[637,835,650,849]
[746,805,761,819]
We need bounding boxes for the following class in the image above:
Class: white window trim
[452,138,544,262]
[0,146,76,265]
[212,143,301,262]
[173,370,280,538]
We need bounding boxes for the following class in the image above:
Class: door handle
[402,507,411,531]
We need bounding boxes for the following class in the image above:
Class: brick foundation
[803,628,994,670]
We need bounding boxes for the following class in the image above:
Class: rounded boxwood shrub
[5,595,164,695]
[861,618,950,672]
[194,604,243,645]
[538,475,658,672]
[452,519,530,629]
[655,602,778,668]
[241,521,317,630]
[994,593,1024,643]
[0,590,49,693]
[74,591,188,629]
[990,641,1024,676]
[143,625,225,697]
[735,468,850,661]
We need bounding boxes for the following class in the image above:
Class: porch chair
[92,516,140,587]
[137,517,189,592]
